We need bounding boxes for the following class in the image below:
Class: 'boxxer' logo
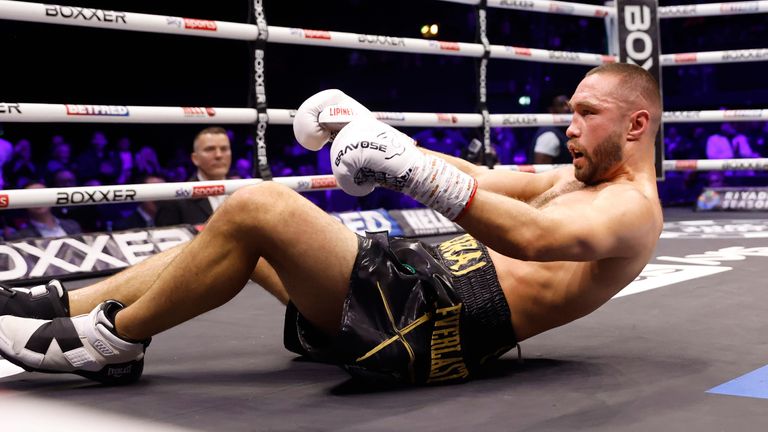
[0,103,21,114]
[44,6,126,23]
[623,5,654,69]
[56,189,136,205]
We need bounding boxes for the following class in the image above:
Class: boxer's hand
[292,89,375,151]
[331,118,477,220]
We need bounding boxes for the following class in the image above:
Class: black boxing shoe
[0,300,150,385]
[0,280,70,319]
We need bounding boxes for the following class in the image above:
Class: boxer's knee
[218,182,296,230]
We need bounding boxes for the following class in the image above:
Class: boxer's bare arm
[417,147,485,175]
[475,168,561,202]
[457,183,659,262]
[418,147,561,202]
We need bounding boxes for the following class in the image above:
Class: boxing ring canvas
[2,208,766,432]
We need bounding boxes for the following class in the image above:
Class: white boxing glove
[332,118,478,221]
[293,89,375,151]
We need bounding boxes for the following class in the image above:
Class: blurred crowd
[1,118,767,240]
[0,127,255,238]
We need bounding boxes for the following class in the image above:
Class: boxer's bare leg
[249,259,290,305]
[68,246,184,315]
[70,246,289,316]
[114,182,357,339]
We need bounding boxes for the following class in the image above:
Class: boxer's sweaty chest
[528,180,587,209]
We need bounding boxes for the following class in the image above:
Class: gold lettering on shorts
[427,304,469,383]
[438,234,487,276]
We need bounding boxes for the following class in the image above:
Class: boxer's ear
[627,110,650,142]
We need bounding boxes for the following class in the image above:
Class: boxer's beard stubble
[572,130,623,185]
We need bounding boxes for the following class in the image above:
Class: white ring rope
[3,158,768,210]
[0,0,258,40]
[440,0,612,17]
[268,27,612,66]
[439,0,768,19]
[1,1,766,68]
[662,49,768,66]
[659,1,768,18]
[661,109,768,123]
[2,103,767,127]
[0,176,338,210]
[0,104,258,124]
[498,158,768,173]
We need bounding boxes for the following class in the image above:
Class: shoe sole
[0,345,143,386]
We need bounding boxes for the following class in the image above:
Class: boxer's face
[192,133,231,180]
[566,73,626,185]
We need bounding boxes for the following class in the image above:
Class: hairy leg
[69,246,289,316]
[68,245,184,315]
[115,182,357,340]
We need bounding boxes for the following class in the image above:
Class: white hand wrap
[332,118,477,220]
[405,152,478,220]
[292,89,374,151]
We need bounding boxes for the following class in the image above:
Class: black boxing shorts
[283,232,517,386]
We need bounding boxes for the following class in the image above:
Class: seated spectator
[134,145,163,182]
[164,165,189,183]
[492,127,518,165]
[664,126,682,159]
[74,130,121,184]
[729,122,758,158]
[706,126,732,160]
[229,157,253,179]
[114,175,166,231]
[412,129,467,157]
[7,138,38,189]
[50,169,101,233]
[752,122,768,157]
[115,136,134,184]
[0,135,13,189]
[531,94,572,164]
[1,215,18,241]
[706,122,758,159]
[44,140,72,181]
[51,168,77,188]
[9,182,82,240]
[689,126,709,160]
[282,139,315,173]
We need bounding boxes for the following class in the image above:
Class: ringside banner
[697,187,768,211]
[616,0,664,179]
[389,209,464,237]
[330,209,403,237]
[0,226,196,283]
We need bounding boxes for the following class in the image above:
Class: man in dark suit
[9,182,82,240]
[155,127,232,227]
[114,175,166,231]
